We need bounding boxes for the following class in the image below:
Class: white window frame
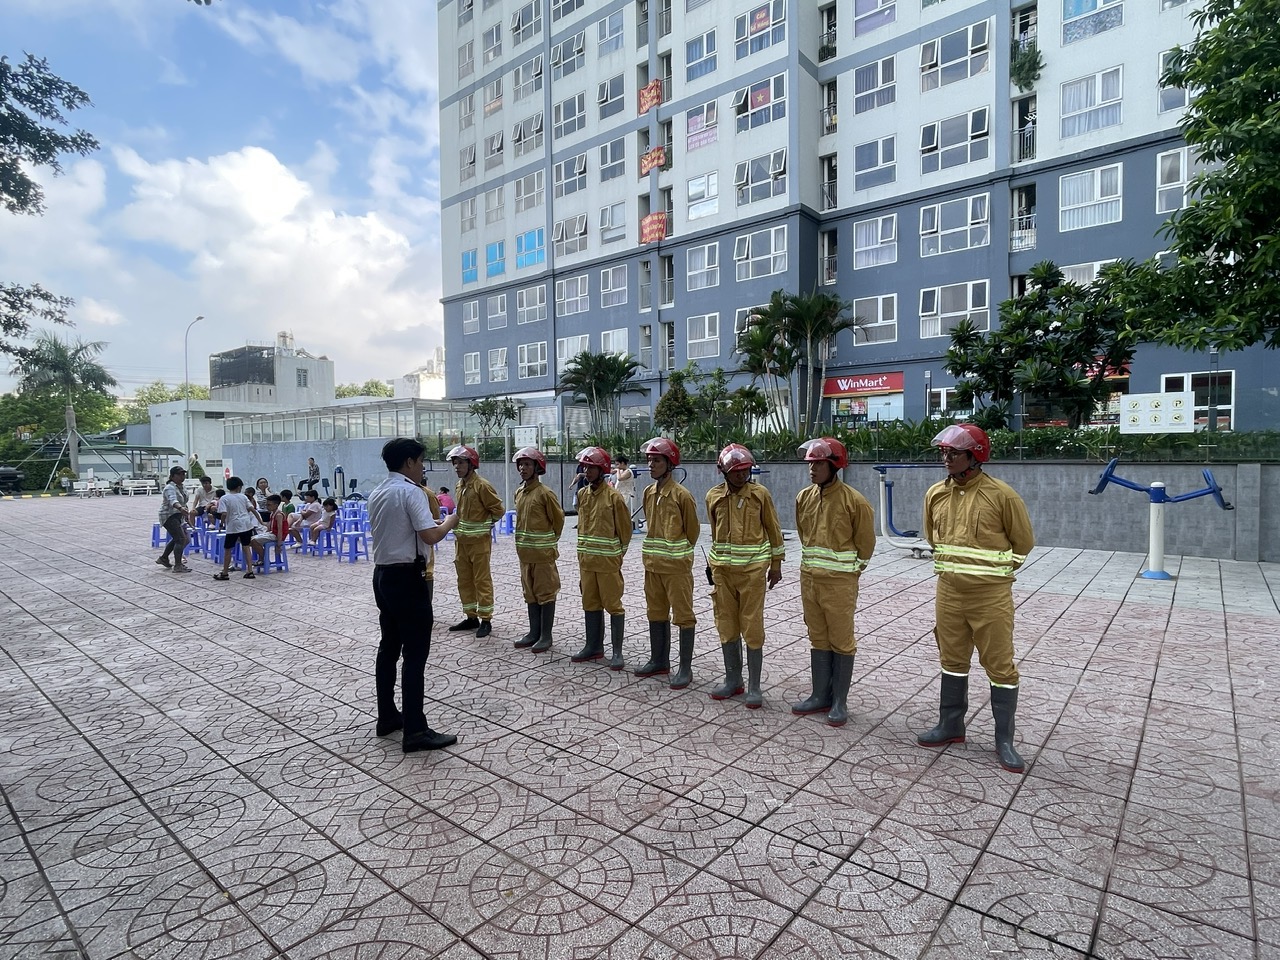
[686,99,719,151]
[513,56,543,101]
[1158,50,1187,114]
[551,31,586,80]
[853,214,898,269]
[460,197,477,233]
[512,0,542,45]
[600,265,628,307]
[854,57,896,114]
[600,201,626,243]
[598,74,625,118]
[554,0,584,19]
[919,193,990,257]
[517,285,547,324]
[459,40,475,79]
[1063,0,1121,26]
[515,171,544,213]
[920,22,990,92]
[488,347,509,382]
[599,137,625,181]
[733,224,787,281]
[459,0,474,26]
[735,0,786,60]
[854,0,896,37]
[920,108,989,175]
[1156,147,1202,214]
[556,275,590,316]
[553,93,586,139]
[601,327,628,356]
[513,112,543,157]
[459,93,475,131]
[487,294,507,330]
[553,152,588,198]
[687,172,719,220]
[518,341,548,379]
[553,213,589,257]
[686,30,717,81]
[733,149,787,207]
[1059,163,1123,231]
[687,242,720,289]
[920,280,989,339]
[464,351,481,385]
[687,313,720,359]
[483,22,503,64]
[460,144,476,180]
[1060,259,1117,285]
[598,11,624,55]
[484,132,504,169]
[484,78,503,114]
[462,300,480,335]
[852,294,897,344]
[854,136,896,189]
[516,228,545,269]
[484,185,504,224]
[734,74,786,133]
[557,333,590,372]
[1161,370,1233,430]
[734,305,765,352]
[1060,67,1123,139]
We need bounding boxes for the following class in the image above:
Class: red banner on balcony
[823,371,904,397]
[640,146,667,175]
[637,79,663,115]
[640,212,667,244]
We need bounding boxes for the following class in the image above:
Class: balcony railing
[636,18,649,45]
[660,278,675,306]
[821,255,838,285]
[818,28,837,62]
[640,282,652,310]
[821,105,838,136]
[660,77,672,102]
[1010,213,1037,252]
[1013,122,1036,163]
[821,179,838,211]
[658,8,672,36]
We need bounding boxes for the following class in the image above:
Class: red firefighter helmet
[576,446,612,472]
[798,437,848,470]
[640,436,681,467]
[717,443,756,474]
[931,423,990,463]
[446,444,480,468]
[512,445,547,475]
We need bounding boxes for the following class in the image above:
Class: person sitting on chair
[299,457,321,491]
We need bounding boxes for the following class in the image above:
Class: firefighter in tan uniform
[634,437,700,688]
[792,438,876,727]
[917,424,1035,773]
[512,446,564,654]
[570,447,633,666]
[446,444,505,638]
[705,444,784,708]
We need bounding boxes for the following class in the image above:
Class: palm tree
[13,331,117,474]
[558,350,640,436]
[736,293,797,433]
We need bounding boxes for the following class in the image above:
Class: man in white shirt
[369,437,460,753]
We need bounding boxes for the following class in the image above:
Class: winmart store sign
[823,372,904,397]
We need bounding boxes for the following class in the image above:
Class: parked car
[0,464,25,493]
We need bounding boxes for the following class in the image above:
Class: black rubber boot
[634,621,670,677]
[991,685,1026,773]
[669,626,695,689]
[531,601,555,653]
[826,652,856,727]
[571,610,605,662]
[709,640,744,700]
[608,614,626,670]
[791,649,834,715]
[514,603,540,649]
[917,673,969,747]
[744,646,764,709]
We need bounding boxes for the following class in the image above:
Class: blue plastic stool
[498,509,517,535]
[305,527,338,557]
[258,539,290,574]
[338,528,370,563]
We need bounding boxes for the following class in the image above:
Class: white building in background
[395,347,448,399]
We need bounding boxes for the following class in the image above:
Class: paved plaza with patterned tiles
[1,493,1278,959]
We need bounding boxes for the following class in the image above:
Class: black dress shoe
[475,620,492,638]
[376,714,403,737]
[448,617,480,632]
[402,728,458,753]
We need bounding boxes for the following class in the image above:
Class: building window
[1060,163,1122,230]
[460,93,475,131]
[734,149,787,206]
[854,0,895,37]
[460,197,477,232]
[598,74,625,118]
[483,22,502,63]
[513,112,543,157]
[735,0,786,60]
[514,171,544,213]
[1162,370,1233,430]
[600,201,626,242]
[854,136,896,189]
[488,347,509,382]
[920,193,990,256]
[464,352,481,385]
[512,0,542,45]
[513,56,543,101]
[686,99,718,152]
[459,40,475,79]
[686,30,717,80]
[920,280,989,339]
[484,78,503,114]
[554,0,584,19]
[598,11,624,54]
[462,249,478,284]
[485,185,504,224]
[687,172,719,220]
[518,341,548,379]
[1061,67,1122,138]
[463,300,480,334]
[296,367,309,388]
[557,333,590,372]
[553,93,586,139]
[920,108,989,175]
[553,152,587,197]
[855,57,896,113]
[556,275,590,315]
[733,224,787,281]
[599,137,626,181]
[516,228,546,269]
[517,285,546,324]
[601,327,628,356]
[1062,0,1122,43]
[687,313,720,359]
[485,240,506,278]
[733,74,786,132]
[920,22,990,92]
[460,144,476,181]
[1060,259,1117,285]
[487,294,507,330]
[551,32,585,79]
[554,214,588,256]
[601,265,628,307]
[687,242,720,289]
[484,131,504,170]
[852,294,897,343]
[459,0,474,26]
[853,214,898,268]
[1157,148,1202,214]
[1158,50,1187,114]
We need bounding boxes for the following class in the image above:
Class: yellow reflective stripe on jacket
[578,534,624,557]
[709,541,774,565]
[515,529,559,549]
[932,542,1024,578]
[456,520,492,537]
[800,545,868,575]
[642,536,694,561]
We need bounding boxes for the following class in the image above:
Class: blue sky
[0,0,443,395]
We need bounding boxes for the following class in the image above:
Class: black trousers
[298,478,319,491]
[372,566,433,732]
[160,514,188,561]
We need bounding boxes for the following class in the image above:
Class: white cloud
[78,298,125,326]
[215,8,366,86]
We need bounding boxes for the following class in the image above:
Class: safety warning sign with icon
[1118,392,1196,434]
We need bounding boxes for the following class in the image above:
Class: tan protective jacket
[924,470,1035,580]
[514,479,564,563]
[796,480,876,577]
[576,481,632,562]
[642,479,700,574]
[455,473,504,539]
[705,481,784,574]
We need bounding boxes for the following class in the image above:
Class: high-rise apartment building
[438,0,1273,433]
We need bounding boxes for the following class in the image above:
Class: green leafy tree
[120,379,210,425]
[653,367,696,437]
[335,378,393,398]
[736,295,797,434]
[467,396,519,438]
[558,350,640,436]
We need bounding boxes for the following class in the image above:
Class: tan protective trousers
[934,574,1019,686]
[644,569,697,628]
[455,536,495,619]
[800,569,859,655]
[580,560,625,616]
[710,565,767,650]
[520,561,561,604]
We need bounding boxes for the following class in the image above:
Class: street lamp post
[184,315,205,465]
[923,369,933,419]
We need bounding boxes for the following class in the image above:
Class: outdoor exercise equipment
[1088,458,1233,580]
[871,464,936,559]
